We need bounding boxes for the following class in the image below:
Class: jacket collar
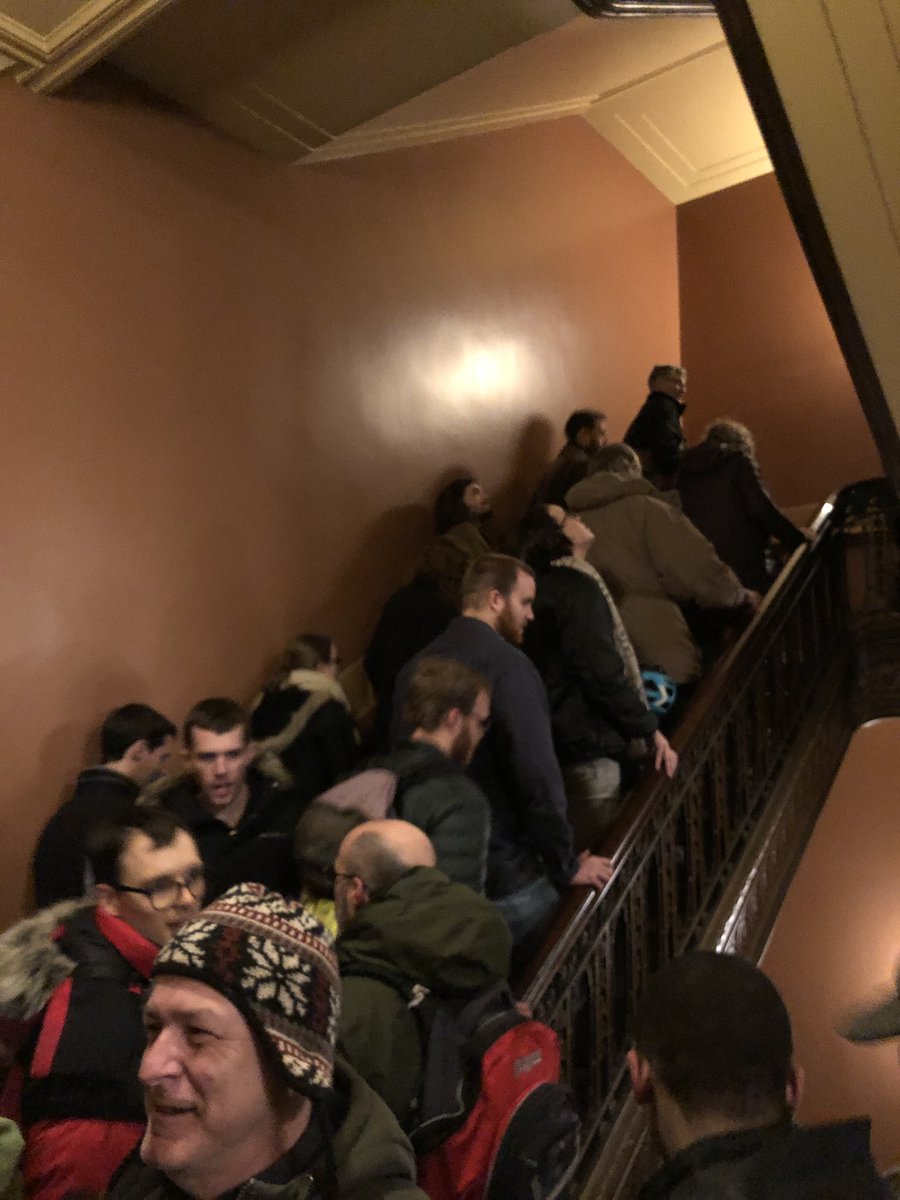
[648,389,687,415]
[93,906,158,978]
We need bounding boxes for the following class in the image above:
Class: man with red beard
[358,656,493,893]
[392,554,612,956]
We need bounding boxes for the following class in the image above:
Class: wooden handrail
[516,490,838,998]
[513,478,898,1193]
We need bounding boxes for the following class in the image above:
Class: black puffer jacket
[524,565,657,763]
[365,575,457,751]
[0,904,152,1128]
[373,741,489,892]
[638,1117,890,1200]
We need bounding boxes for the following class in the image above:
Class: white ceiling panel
[583,41,771,203]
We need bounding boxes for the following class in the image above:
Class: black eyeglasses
[114,866,206,911]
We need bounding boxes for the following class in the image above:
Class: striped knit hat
[152,882,340,1097]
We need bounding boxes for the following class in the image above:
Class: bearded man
[392,555,612,955]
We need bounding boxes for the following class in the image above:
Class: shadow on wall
[307,502,431,641]
[6,655,150,915]
[492,416,556,531]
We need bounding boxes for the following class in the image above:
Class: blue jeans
[493,875,561,948]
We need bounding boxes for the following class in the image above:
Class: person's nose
[140,1027,181,1088]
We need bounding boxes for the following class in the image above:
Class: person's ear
[786,1063,804,1113]
[488,588,505,615]
[94,883,118,917]
[124,738,149,765]
[627,1049,655,1105]
[444,708,464,735]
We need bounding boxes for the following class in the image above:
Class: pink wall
[677,173,881,507]
[0,82,678,924]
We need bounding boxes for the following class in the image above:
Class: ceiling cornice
[0,0,173,91]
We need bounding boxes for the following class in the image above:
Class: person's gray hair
[591,443,642,478]
[648,364,686,390]
[705,419,756,464]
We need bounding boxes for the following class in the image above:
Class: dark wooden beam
[716,0,900,495]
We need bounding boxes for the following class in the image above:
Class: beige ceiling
[2,0,771,204]
[0,0,172,88]
[304,13,772,203]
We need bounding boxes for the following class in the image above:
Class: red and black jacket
[17,906,154,1127]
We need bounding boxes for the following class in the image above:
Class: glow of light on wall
[346,307,580,451]
[420,333,536,409]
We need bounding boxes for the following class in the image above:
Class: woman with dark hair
[433,476,492,535]
[250,633,360,801]
[519,505,676,850]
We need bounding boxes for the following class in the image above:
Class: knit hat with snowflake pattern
[152,882,340,1097]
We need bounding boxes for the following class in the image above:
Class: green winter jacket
[379,741,490,892]
[105,1059,425,1200]
[337,867,512,1127]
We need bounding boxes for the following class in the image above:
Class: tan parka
[565,471,746,684]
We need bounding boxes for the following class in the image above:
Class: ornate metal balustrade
[518,477,899,1199]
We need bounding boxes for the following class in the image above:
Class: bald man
[334,821,512,1127]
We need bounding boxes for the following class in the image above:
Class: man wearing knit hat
[108,882,425,1200]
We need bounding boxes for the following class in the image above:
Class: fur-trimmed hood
[0,899,91,1023]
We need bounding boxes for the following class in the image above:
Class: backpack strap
[340,965,437,1130]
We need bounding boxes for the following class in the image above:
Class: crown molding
[0,0,174,92]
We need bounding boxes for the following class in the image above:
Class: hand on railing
[742,587,763,613]
[651,729,678,778]
[570,851,614,890]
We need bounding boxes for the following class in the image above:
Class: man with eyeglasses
[334,820,512,1127]
[0,807,203,1200]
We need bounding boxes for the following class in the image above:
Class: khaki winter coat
[565,472,745,684]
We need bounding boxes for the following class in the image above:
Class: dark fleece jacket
[147,767,303,900]
[625,391,686,479]
[32,768,140,907]
[638,1117,889,1200]
[677,442,804,592]
[337,867,512,1127]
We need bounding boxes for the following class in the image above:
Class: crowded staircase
[516,478,900,1197]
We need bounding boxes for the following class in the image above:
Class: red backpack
[403,984,581,1200]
